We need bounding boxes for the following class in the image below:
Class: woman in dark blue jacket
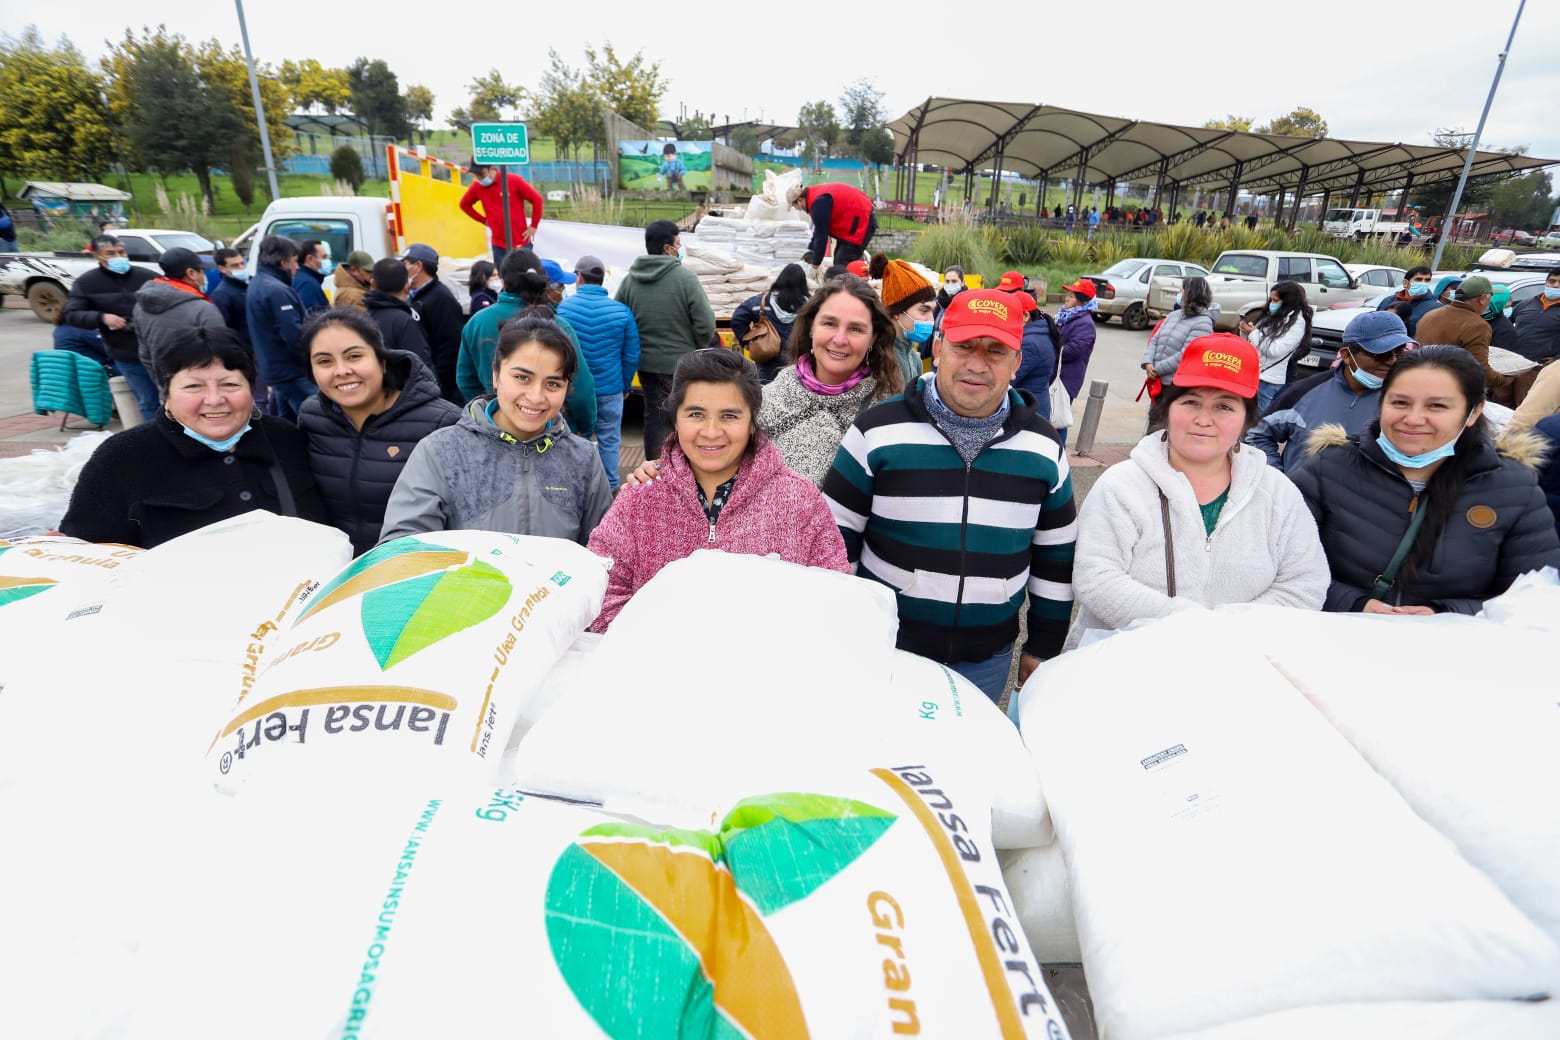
[296,308,461,555]
[1293,346,1560,615]
[732,263,809,384]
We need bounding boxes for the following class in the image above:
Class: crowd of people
[55,216,1560,708]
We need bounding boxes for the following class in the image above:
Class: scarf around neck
[796,352,870,396]
[1055,298,1098,325]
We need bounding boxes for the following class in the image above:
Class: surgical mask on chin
[106,257,132,275]
[1348,350,1384,389]
[1377,431,1459,469]
[182,422,251,453]
[1407,282,1432,298]
[905,319,934,344]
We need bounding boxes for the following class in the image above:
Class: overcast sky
[7,0,1559,162]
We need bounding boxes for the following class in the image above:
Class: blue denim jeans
[1256,381,1283,413]
[114,358,160,423]
[950,643,1016,707]
[268,376,318,423]
[594,392,625,491]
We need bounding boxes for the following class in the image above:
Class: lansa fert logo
[296,538,512,669]
[544,793,897,1039]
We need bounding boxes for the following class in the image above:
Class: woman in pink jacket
[587,348,849,630]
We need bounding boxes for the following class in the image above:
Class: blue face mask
[105,257,132,275]
[1376,431,1460,469]
[1545,287,1560,300]
[1406,282,1432,298]
[676,245,687,262]
[319,260,335,276]
[182,422,251,453]
[1267,301,1281,314]
[229,268,251,283]
[905,319,934,344]
[1347,349,1384,390]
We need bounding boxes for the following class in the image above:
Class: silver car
[1084,258,1211,331]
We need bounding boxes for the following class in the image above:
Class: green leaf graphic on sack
[0,576,57,609]
[295,538,512,669]
[544,793,896,1040]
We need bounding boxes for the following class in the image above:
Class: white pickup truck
[1146,250,1381,330]
[1321,207,1416,240]
[0,228,216,322]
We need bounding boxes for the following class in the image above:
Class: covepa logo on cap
[964,296,1011,321]
[1202,350,1245,373]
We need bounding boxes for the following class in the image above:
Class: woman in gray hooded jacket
[379,316,612,545]
[1141,275,1219,386]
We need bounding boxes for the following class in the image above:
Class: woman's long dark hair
[771,263,810,314]
[662,347,765,459]
[1179,275,1213,317]
[1372,345,1489,584]
[1255,279,1311,343]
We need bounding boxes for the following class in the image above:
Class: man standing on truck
[1374,266,1440,337]
[786,181,877,269]
[616,220,715,461]
[401,243,464,403]
[459,159,544,264]
[64,234,158,421]
[246,235,315,422]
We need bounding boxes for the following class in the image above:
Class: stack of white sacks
[0,523,1070,1039]
[1008,571,1560,1039]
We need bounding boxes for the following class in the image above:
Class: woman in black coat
[60,327,327,549]
[1293,345,1560,615]
[731,263,809,385]
[296,308,462,554]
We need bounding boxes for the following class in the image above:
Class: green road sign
[471,123,530,165]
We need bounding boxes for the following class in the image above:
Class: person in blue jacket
[731,263,809,386]
[291,239,332,314]
[557,254,640,490]
[245,235,315,421]
[1005,286,1060,423]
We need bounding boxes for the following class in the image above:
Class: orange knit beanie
[870,252,935,314]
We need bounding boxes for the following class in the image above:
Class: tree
[679,113,713,141]
[838,78,885,153]
[330,145,365,192]
[280,58,350,114]
[1259,107,1328,138]
[797,100,840,170]
[461,69,522,124]
[347,57,408,139]
[531,49,600,160]
[729,124,760,156]
[858,124,896,168]
[1203,115,1254,132]
[1484,167,1554,229]
[0,27,116,185]
[404,84,434,144]
[583,42,666,130]
[194,38,291,210]
[102,27,242,212]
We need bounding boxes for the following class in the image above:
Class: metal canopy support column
[1399,170,1416,221]
[1275,186,1286,227]
[1152,158,1169,211]
[1289,165,1310,231]
[1318,190,1332,228]
[1169,181,1181,218]
[1347,170,1366,207]
[1224,160,1244,219]
[1072,146,1091,211]
[1037,171,1049,216]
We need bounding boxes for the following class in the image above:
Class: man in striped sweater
[822,290,1078,705]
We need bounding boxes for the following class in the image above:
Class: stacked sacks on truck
[509,550,1053,849]
[123,770,1070,1038]
[1011,609,1560,1040]
[205,530,608,794]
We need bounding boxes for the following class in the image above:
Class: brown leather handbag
[741,293,783,364]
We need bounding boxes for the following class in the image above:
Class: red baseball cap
[1061,277,1096,301]
[846,259,870,277]
[1173,333,1260,398]
[940,289,1025,350]
[996,269,1038,312]
[996,270,1026,291]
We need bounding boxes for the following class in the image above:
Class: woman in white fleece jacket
[1067,332,1329,649]
[1240,279,1312,413]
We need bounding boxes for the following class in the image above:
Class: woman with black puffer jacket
[296,308,461,555]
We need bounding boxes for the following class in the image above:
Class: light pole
[233,0,281,201]
[1432,0,1525,269]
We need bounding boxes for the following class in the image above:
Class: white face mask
[487,277,502,292]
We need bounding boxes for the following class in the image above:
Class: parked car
[1294,271,1552,381]
[1083,257,1211,330]
[1492,228,1535,246]
[1343,263,1407,291]
[0,227,216,322]
[1147,250,1380,331]
[1537,232,1560,248]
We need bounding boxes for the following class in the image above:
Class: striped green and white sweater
[822,376,1077,664]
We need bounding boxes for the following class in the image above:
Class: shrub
[1002,224,1050,266]
[330,146,366,193]
[908,212,1002,284]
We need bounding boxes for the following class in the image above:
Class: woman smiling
[296,309,461,555]
[61,326,327,548]
[1067,332,1328,648]
[1294,345,1559,614]
[586,348,848,631]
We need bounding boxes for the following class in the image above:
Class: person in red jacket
[786,181,877,269]
[459,158,545,263]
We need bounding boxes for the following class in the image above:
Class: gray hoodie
[133,278,226,383]
[378,397,613,545]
